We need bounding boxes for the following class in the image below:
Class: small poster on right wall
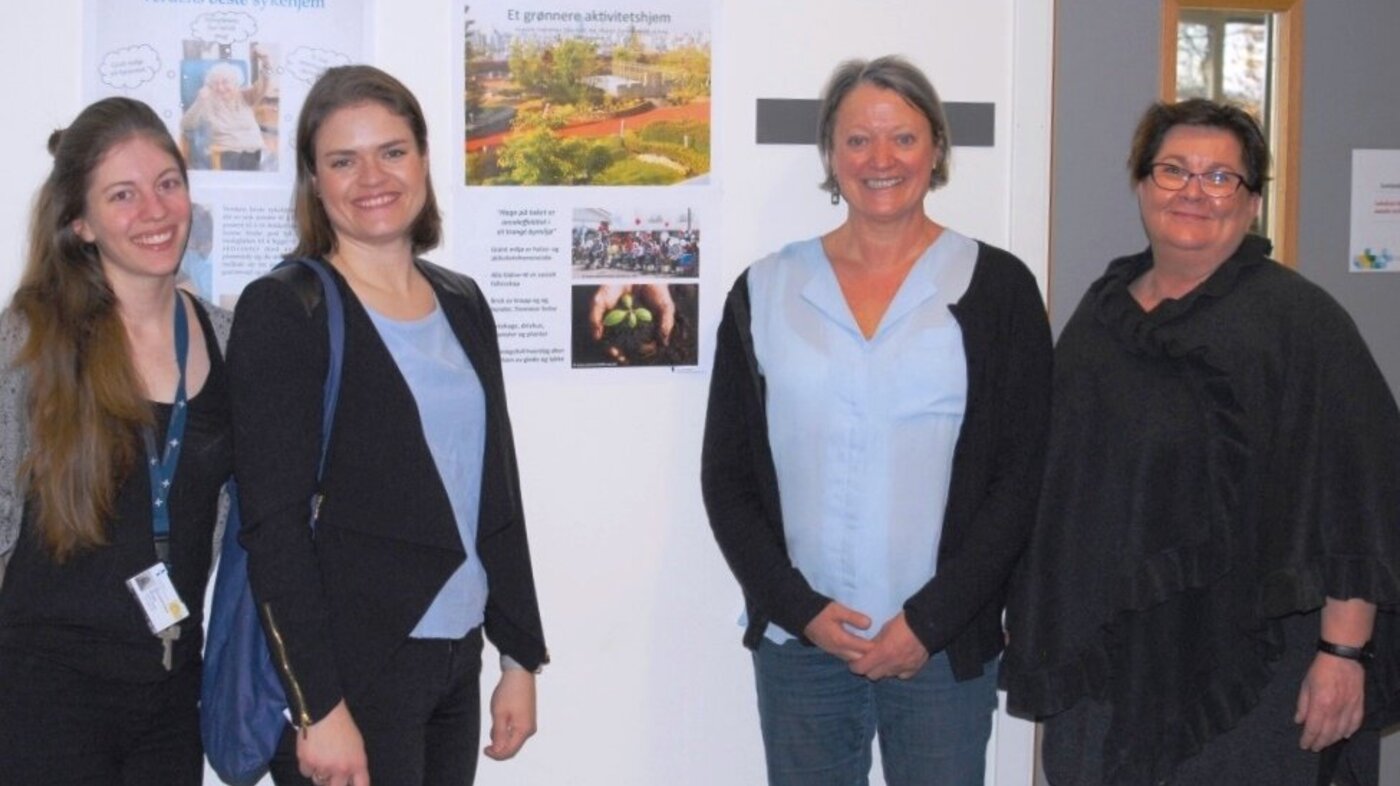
[1349,149,1400,273]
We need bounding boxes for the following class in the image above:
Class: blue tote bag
[201,258,344,785]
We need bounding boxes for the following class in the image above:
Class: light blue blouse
[365,301,490,639]
[747,230,975,643]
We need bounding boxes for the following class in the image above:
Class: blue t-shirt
[366,301,490,639]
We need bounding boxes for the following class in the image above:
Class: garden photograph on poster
[463,0,711,186]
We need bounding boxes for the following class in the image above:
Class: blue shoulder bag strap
[274,256,346,487]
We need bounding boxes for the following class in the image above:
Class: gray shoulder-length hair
[816,55,952,196]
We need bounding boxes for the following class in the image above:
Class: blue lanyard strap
[142,294,190,565]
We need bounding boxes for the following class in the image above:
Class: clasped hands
[802,601,929,680]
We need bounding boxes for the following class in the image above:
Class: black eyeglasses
[1148,163,1248,198]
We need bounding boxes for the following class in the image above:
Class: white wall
[0,2,1051,783]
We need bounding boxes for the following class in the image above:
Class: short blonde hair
[816,55,952,196]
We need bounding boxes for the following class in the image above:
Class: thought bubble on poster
[285,46,352,84]
[99,45,161,89]
[190,12,258,45]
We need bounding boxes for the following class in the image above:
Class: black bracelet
[1317,638,1374,664]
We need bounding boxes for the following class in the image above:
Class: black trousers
[0,645,203,785]
[271,627,484,786]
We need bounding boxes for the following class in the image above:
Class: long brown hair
[291,65,441,259]
[10,97,187,561]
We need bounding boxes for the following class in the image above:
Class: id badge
[125,562,190,634]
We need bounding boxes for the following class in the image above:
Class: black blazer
[228,259,547,725]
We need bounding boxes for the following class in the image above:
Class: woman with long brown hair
[0,97,232,783]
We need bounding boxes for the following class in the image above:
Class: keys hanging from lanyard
[142,293,190,567]
[160,624,181,671]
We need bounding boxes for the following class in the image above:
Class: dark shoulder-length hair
[290,65,442,259]
[10,97,185,560]
[1127,98,1271,194]
[816,55,952,196]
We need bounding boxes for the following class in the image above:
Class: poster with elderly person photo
[179,45,277,173]
[82,0,369,304]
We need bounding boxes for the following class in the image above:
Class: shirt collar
[800,235,944,341]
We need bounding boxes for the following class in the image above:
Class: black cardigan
[228,259,547,725]
[701,241,1052,681]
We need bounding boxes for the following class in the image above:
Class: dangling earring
[830,187,841,205]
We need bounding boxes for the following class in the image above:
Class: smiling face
[71,134,191,288]
[1136,124,1260,267]
[828,83,938,227]
[311,100,428,253]
[207,67,240,96]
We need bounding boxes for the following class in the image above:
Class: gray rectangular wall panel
[756,99,995,147]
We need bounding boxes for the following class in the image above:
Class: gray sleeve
[0,309,32,584]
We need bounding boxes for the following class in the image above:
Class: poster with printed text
[84,0,371,304]
[1350,149,1400,273]
[455,0,718,372]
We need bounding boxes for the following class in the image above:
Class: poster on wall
[1349,149,1400,273]
[454,0,718,371]
[83,0,371,305]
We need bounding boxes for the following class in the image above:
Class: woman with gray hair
[702,55,1052,784]
[181,58,269,171]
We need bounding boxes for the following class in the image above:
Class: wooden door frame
[1160,0,1305,266]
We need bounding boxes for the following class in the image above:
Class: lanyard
[142,294,190,566]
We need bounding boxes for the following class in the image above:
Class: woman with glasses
[1003,98,1400,785]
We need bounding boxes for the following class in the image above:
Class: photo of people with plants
[571,283,699,367]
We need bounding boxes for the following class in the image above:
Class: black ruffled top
[1003,236,1400,784]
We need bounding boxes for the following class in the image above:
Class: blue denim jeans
[753,638,997,786]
